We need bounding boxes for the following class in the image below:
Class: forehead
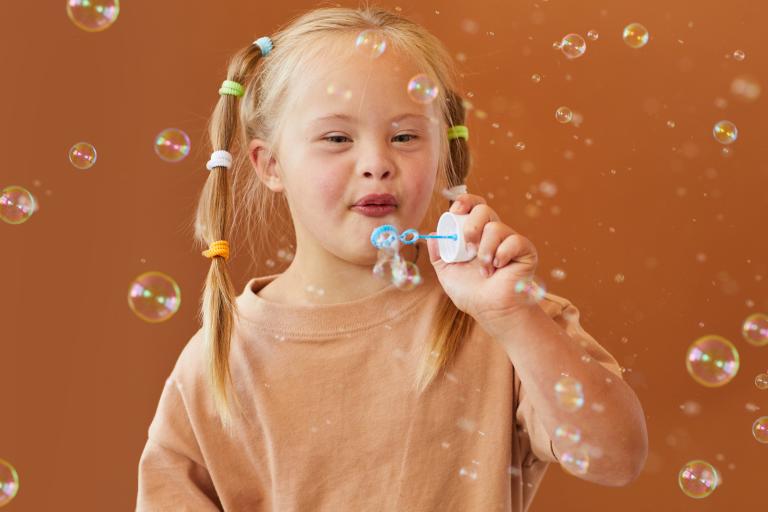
[287,35,440,127]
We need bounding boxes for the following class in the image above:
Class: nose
[362,168,392,179]
[357,138,395,180]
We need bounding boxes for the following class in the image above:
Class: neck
[271,242,428,305]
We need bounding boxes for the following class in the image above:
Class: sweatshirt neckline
[234,266,439,338]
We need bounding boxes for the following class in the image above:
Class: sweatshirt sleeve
[515,293,624,465]
[136,377,223,511]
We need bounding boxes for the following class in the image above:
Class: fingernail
[480,253,492,264]
[493,258,499,267]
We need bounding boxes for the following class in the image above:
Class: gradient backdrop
[1,1,766,510]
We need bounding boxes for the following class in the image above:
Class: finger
[462,203,503,249]
[448,193,487,214]
[477,221,515,276]
[425,231,443,265]
[493,234,538,269]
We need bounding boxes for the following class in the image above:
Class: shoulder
[168,327,209,394]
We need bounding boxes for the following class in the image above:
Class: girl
[137,5,647,511]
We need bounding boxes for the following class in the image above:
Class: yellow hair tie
[447,125,469,141]
[202,240,230,260]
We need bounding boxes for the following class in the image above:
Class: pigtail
[195,42,268,431]
[412,89,476,395]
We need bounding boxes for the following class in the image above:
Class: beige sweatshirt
[136,267,622,511]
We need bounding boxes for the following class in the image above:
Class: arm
[486,297,648,487]
[136,378,223,511]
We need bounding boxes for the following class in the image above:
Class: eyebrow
[309,113,431,125]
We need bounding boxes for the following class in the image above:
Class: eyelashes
[323,134,419,144]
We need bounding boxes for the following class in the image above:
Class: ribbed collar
[234,264,440,339]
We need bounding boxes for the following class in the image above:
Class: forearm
[483,303,648,486]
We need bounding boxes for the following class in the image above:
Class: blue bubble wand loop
[370,224,457,250]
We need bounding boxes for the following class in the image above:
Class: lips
[352,193,398,207]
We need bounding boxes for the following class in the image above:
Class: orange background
[2,1,766,510]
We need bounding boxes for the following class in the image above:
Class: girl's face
[251,42,443,266]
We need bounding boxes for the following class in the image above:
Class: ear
[248,138,284,193]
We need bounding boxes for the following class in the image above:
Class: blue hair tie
[253,36,273,57]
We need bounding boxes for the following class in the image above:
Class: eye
[321,134,419,144]
[393,134,418,143]
[323,135,351,144]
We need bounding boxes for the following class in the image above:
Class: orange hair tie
[202,240,230,260]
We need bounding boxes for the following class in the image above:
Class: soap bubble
[560,446,590,475]
[560,34,586,59]
[731,49,746,61]
[685,335,740,387]
[756,373,768,390]
[730,75,761,102]
[742,313,768,346]
[554,424,581,445]
[0,458,19,506]
[66,0,120,32]
[355,29,387,58]
[555,106,573,124]
[623,23,649,48]
[555,376,584,412]
[127,271,181,323]
[587,30,599,41]
[753,416,768,443]
[513,278,546,304]
[68,142,97,169]
[712,120,738,145]
[154,128,191,162]
[391,259,422,290]
[1,186,37,225]
[678,460,720,498]
[531,73,542,84]
[407,73,439,104]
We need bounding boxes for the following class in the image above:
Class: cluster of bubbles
[127,271,182,323]
[553,375,590,475]
[680,311,768,497]
[371,231,422,291]
[555,23,648,60]
[678,460,720,499]
[64,128,191,173]
[0,458,19,506]
[66,0,120,32]
[355,29,439,107]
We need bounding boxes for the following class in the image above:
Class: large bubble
[66,0,120,32]
[0,186,37,225]
[685,335,739,387]
[127,271,182,323]
[154,128,191,162]
[678,460,720,499]
[622,23,649,48]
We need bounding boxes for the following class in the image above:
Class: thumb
[426,232,444,266]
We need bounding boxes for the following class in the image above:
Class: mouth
[349,204,398,217]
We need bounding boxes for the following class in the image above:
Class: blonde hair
[195,3,475,431]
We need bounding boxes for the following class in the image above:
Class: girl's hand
[425,193,540,325]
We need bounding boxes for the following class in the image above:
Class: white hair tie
[441,184,468,201]
[206,150,233,171]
